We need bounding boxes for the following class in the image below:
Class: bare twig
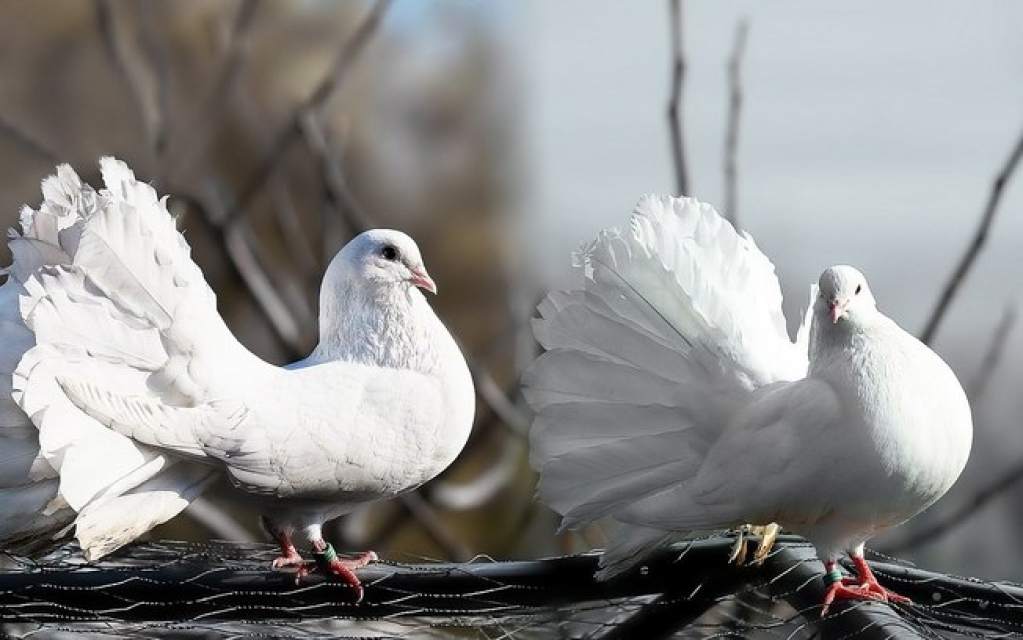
[163,0,263,181]
[231,0,392,224]
[137,1,171,156]
[966,305,1016,403]
[468,354,531,437]
[667,0,689,196]
[0,114,59,164]
[723,20,747,226]
[183,497,258,543]
[882,460,1023,555]
[298,110,377,244]
[93,0,165,157]
[431,439,523,511]
[921,129,1023,344]
[269,177,320,281]
[398,493,473,562]
[187,185,311,355]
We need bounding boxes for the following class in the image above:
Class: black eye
[380,245,399,261]
[855,284,862,295]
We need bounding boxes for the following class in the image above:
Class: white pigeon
[523,195,972,612]
[0,158,475,601]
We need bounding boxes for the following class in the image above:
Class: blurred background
[0,0,1020,591]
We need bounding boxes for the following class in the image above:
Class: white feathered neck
[312,274,446,374]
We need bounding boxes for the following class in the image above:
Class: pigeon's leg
[820,552,910,615]
[309,537,378,603]
[260,516,307,569]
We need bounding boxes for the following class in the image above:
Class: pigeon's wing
[203,363,448,500]
[613,377,844,530]
[52,360,447,502]
[8,158,248,558]
[524,196,809,532]
[591,376,844,578]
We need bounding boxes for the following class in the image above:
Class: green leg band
[823,568,843,585]
[314,542,338,566]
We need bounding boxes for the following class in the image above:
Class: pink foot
[271,542,307,570]
[821,557,910,616]
[312,541,378,603]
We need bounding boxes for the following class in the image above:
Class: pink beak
[409,267,437,295]
[828,299,847,324]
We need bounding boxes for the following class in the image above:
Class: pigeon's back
[523,196,812,567]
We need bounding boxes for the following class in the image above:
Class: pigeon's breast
[843,330,973,517]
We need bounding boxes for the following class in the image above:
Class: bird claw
[320,552,377,602]
[728,525,752,565]
[820,559,910,616]
[729,523,781,566]
[750,523,780,565]
[269,540,377,602]
[271,551,307,570]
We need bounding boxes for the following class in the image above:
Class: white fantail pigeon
[524,195,972,612]
[0,158,475,601]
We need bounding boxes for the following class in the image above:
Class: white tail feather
[526,195,812,577]
[2,158,230,558]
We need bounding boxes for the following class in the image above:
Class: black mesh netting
[1,534,1020,639]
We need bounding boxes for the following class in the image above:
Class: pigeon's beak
[409,267,437,295]
[828,298,848,324]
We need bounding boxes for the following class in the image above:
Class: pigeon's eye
[855,284,862,295]
[380,245,399,262]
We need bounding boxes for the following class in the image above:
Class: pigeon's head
[815,265,876,325]
[333,229,437,295]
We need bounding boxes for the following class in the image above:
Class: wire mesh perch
[2,535,1021,638]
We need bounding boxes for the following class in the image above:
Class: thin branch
[163,0,263,181]
[430,438,522,511]
[398,493,473,563]
[881,460,1023,555]
[0,113,59,165]
[298,110,377,242]
[723,20,747,226]
[231,0,392,224]
[966,305,1016,403]
[93,0,165,157]
[921,128,1023,344]
[667,0,689,196]
[183,497,258,543]
[187,186,311,355]
[269,175,320,281]
[137,1,171,156]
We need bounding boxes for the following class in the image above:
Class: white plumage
[0,158,475,600]
[524,195,972,610]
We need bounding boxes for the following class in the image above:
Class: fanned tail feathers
[3,158,225,557]
[524,195,810,573]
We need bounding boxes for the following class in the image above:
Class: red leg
[261,517,308,570]
[311,538,378,603]
[821,557,911,616]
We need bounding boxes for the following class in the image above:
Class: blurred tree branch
[298,110,376,245]
[921,128,1023,344]
[0,114,58,165]
[94,0,168,156]
[967,305,1016,403]
[722,20,747,226]
[233,0,392,223]
[881,458,1023,556]
[667,0,689,196]
[163,0,263,183]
